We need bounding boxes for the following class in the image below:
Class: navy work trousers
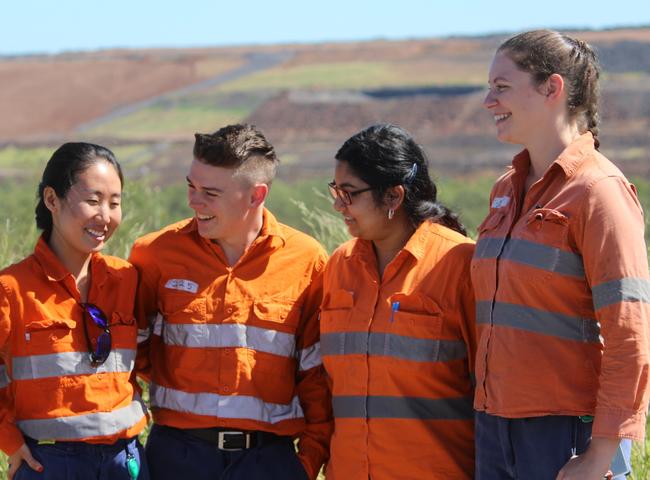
[475,411,631,480]
[145,424,309,480]
[15,436,148,480]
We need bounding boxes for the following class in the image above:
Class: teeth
[86,228,106,238]
[494,113,511,123]
[197,214,215,220]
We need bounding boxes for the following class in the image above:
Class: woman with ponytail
[0,143,149,479]
[472,30,649,479]
[319,124,476,479]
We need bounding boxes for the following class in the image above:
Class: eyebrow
[489,76,510,85]
[186,176,223,194]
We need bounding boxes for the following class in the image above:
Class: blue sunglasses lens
[81,303,112,366]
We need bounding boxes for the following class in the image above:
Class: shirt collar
[512,131,595,179]
[33,234,108,287]
[345,220,433,262]
[185,208,288,248]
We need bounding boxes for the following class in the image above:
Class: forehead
[72,161,122,193]
[488,52,528,82]
[188,158,237,185]
[334,161,367,187]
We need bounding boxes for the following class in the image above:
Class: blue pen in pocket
[390,301,400,322]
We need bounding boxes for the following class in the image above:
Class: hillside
[1,28,649,182]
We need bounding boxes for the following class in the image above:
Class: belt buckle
[217,431,250,451]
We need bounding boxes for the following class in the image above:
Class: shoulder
[98,254,138,281]
[0,255,36,294]
[276,222,328,260]
[133,218,194,249]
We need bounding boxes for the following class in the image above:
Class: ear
[383,185,405,210]
[542,73,564,101]
[43,186,60,213]
[250,184,269,208]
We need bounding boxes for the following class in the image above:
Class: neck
[525,120,580,182]
[371,215,415,277]
[215,208,264,266]
[47,233,93,301]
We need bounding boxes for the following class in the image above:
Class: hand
[8,443,43,480]
[556,437,619,480]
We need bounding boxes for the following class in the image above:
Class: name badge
[165,278,199,293]
[491,196,510,208]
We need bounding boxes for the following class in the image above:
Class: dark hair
[498,29,601,147]
[335,124,466,235]
[193,124,279,184]
[35,142,123,235]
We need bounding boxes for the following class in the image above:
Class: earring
[387,209,394,220]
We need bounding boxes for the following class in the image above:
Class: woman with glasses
[0,143,149,479]
[320,124,476,479]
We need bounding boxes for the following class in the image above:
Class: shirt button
[223,386,230,393]
[535,213,543,220]
[226,307,233,314]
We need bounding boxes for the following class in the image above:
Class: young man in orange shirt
[130,124,331,480]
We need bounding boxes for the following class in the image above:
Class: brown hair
[193,124,279,184]
[498,29,601,147]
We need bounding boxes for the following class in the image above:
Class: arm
[456,245,478,386]
[559,177,650,479]
[0,281,43,476]
[128,240,161,384]
[294,254,333,480]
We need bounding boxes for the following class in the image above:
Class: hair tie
[404,163,418,185]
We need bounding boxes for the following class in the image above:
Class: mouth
[85,227,107,241]
[494,113,511,124]
[196,213,216,221]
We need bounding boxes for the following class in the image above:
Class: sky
[2,0,649,55]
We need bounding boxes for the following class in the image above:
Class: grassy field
[0,173,649,478]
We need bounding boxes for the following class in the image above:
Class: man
[130,124,331,480]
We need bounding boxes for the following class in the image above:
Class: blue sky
[2,0,649,55]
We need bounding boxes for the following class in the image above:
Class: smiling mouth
[196,214,215,221]
[85,228,106,240]
[494,113,511,124]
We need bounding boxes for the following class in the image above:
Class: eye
[205,191,219,198]
[87,199,99,206]
[495,84,508,92]
[110,201,121,208]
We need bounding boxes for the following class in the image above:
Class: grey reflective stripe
[475,237,507,260]
[163,323,295,358]
[17,395,147,441]
[477,301,600,343]
[0,365,9,388]
[137,328,150,344]
[333,395,473,420]
[150,383,304,424]
[592,278,650,311]
[12,349,135,380]
[298,342,321,371]
[476,238,584,278]
[152,313,163,336]
[321,332,467,363]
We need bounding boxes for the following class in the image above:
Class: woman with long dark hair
[320,124,476,479]
[0,143,149,479]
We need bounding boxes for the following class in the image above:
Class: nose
[97,203,111,223]
[483,89,497,109]
[188,188,203,209]
[332,196,346,213]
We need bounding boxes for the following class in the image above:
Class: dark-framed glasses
[327,181,375,206]
[80,303,112,367]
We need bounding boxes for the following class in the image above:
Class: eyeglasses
[80,303,112,367]
[327,181,375,206]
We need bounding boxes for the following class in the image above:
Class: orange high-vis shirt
[471,132,650,441]
[129,209,332,479]
[0,237,148,455]
[321,221,476,480]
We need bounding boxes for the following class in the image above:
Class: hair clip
[405,163,418,185]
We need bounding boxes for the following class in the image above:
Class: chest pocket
[252,298,301,331]
[389,293,443,338]
[23,318,76,351]
[319,289,354,332]
[160,291,207,324]
[109,311,137,348]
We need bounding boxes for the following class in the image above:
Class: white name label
[165,279,199,293]
[491,196,510,208]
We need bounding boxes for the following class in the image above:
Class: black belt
[178,426,290,451]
